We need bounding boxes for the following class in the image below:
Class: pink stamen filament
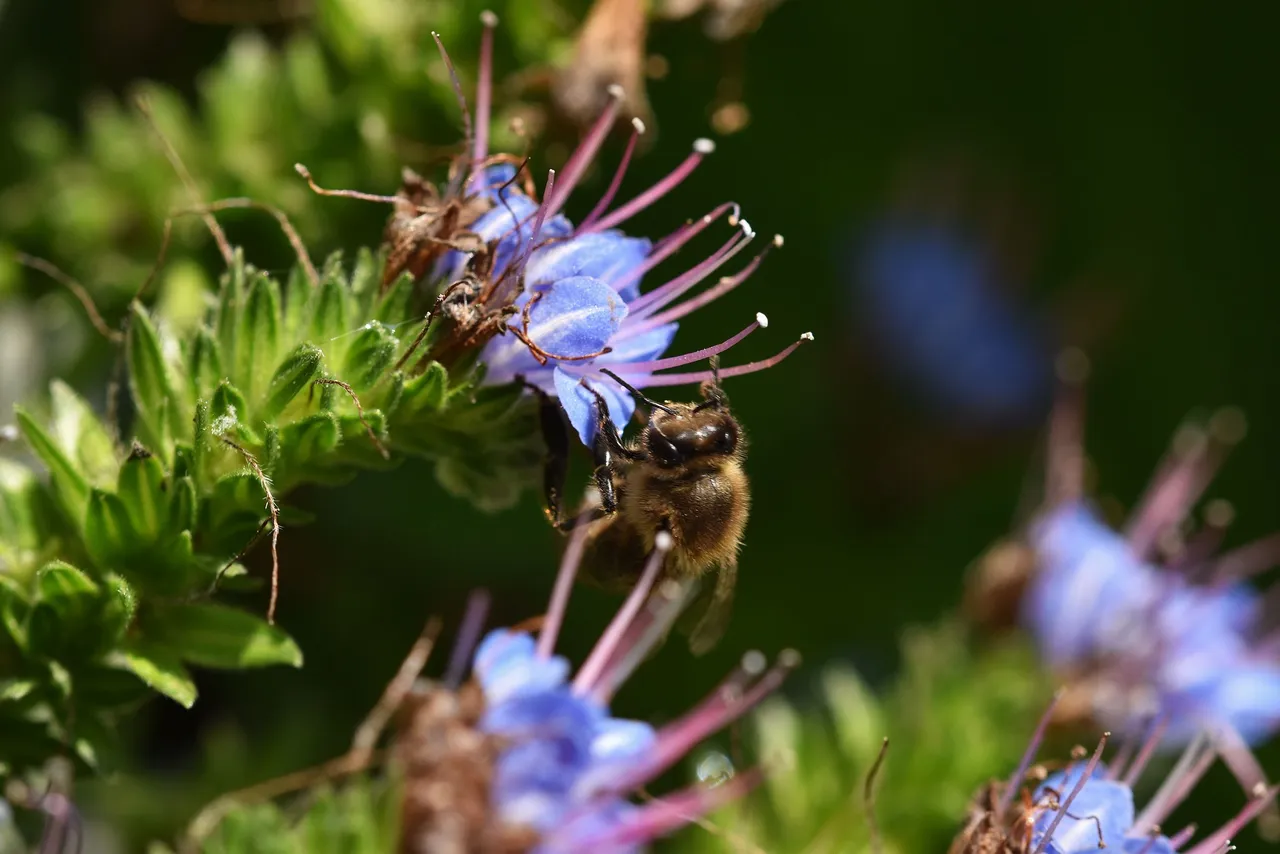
[444,590,492,688]
[1185,787,1280,854]
[1210,532,1280,587]
[628,236,781,331]
[627,224,754,316]
[467,11,498,194]
[610,202,741,294]
[578,117,646,233]
[591,580,694,703]
[536,510,595,659]
[1127,427,1228,560]
[1122,716,1170,788]
[609,653,797,793]
[616,334,815,388]
[1030,734,1110,854]
[542,87,625,220]
[997,691,1063,817]
[1134,733,1216,831]
[567,769,764,848]
[613,315,766,375]
[1046,349,1089,507]
[1169,825,1199,849]
[572,534,672,694]
[585,139,716,234]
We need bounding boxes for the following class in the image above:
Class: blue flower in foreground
[1020,401,1280,753]
[441,20,812,444]
[853,219,1053,429]
[958,699,1278,854]
[454,529,795,852]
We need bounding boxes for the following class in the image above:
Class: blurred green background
[2,0,1279,850]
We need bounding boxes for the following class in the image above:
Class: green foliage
[0,0,585,376]
[0,244,545,785]
[187,777,400,854]
[676,623,1050,854]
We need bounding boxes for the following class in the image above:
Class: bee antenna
[693,354,731,412]
[599,369,679,415]
[865,737,890,854]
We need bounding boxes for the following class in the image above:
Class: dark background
[2,0,1279,848]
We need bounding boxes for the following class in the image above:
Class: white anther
[741,650,767,675]
[631,117,647,134]
[755,312,769,328]
[693,138,716,154]
[654,531,674,551]
[773,234,785,247]
[607,83,626,100]
[480,10,499,26]
[801,332,815,341]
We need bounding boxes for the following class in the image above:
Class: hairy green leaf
[127,301,179,457]
[145,602,302,669]
[262,343,324,421]
[15,406,89,523]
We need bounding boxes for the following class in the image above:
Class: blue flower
[458,527,794,851]
[973,700,1278,854]
[852,219,1053,429]
[439,39,812,444]
[1019,406,1280,750]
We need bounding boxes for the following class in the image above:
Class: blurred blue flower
[441,25,811,445]
[457,530,794,851]
[1024,500,1280,749]
[1018,404,1280,770]
[852,219,1054,429]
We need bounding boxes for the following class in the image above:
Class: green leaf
[261,343,323,421]
[399,361,449,414]
[49,379,118,488]
[116,449,169,541]
[109,643,198,708]
[83,488,134,568]
[0,456,58,580]
[215,249,249,358]
[281,261,313,341]
[308,262,353,347]
[127,301,179,457]
[169,475,198,536]
[340,322,398,392]
[278,412,341,467]
[15,406,89,522]
[209,380,260,446]
[27,560,102,660]
[190,326,225,399]
[235,271,283,402]
[145,602,302,669]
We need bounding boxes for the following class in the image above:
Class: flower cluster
[397,525,795,853]
[409,14,811,445]
[1014,385,1280,761]
[957,698,1278,854]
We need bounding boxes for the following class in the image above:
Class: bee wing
[677,557,737,656]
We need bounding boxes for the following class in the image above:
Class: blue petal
[1023,503,1160,665]
[1032,770,1134,854]
[481,689,600,740]
[534,799,641,854]
[590,718,657,763]
[441,192,574,282]
[1121,837,1177,854]
[597,322,678,368]
[473,630,571,705]
[526,231,652,299]
[554,367,637,447]
[480,276,628,384]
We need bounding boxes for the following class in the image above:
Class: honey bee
[525,359,748,655]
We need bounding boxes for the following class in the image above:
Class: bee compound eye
[646,431,683,467]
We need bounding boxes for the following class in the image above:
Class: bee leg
[514,376,572,528]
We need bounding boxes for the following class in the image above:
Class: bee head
[645,405,741,467]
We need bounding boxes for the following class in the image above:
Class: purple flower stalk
[1020,374,1280,771]
[451,521,795,852]
[439,13,811,444]
[973,697,1279,854]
